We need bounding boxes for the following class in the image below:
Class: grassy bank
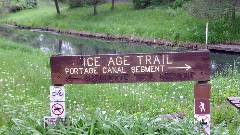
[1,1,240,44]
[0,38,240,134]
[0,1,207,43]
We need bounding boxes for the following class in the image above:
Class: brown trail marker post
[48,50,211,133]
[194,82,211,134]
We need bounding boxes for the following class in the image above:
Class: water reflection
[0,24,239,75]
[210,52,240,75]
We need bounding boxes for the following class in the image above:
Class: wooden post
[206,22,208,45]
[194,81,211,135]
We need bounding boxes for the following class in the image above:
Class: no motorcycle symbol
[50,102,65,117]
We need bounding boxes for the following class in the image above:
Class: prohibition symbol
[50,86,65,101]
[50,102,65,117]
[194,114,210,135]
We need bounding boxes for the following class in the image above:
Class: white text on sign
[64,55,176,75]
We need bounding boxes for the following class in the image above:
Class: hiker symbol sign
[194,99,210,114]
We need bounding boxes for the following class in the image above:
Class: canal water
[0,24,239,75]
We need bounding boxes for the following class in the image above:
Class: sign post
[194,82,211,134]
[44,86,66,128]
[48,50,211,133]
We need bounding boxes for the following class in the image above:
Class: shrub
[68,0,86,8]
[133,0,188,9]
[133,0,175,9]
[25,0,37,9]
[59,0,68,3]
[151,0,172,6]
[133,0,151,9]
[7,0,37,13]
[173,0,184,9]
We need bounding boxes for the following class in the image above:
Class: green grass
[0,37,240,134]
[0,2,206,43]
[1,1,240,43]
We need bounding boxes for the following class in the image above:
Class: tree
[186,0,239,43]
[68,0,85,8]
[54,0,60,14]
[93,0,98,15]
[87,0,106,15]
[187,0,239,23]
[0,0,9,15]
[111,0,115,10]
[230,0,238,29]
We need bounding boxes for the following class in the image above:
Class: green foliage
[1,2,240,43]
[173,0,184,9]
[59,0,68,3]
[133,0,188,9]
[207,16,240,43]
[132,0,151,9]
[186,0,232,20]
[87,0,106,5]
[25,0,37,9]
[0,0,37,13]
[68,0,86,8]
[68,0,106,8]
[0,0,10,15]
[13,0,37,10]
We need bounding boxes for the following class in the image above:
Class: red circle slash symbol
[51,103,64,116]
[51,88,64,101]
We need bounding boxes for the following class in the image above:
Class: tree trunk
[94,3,97,15]
[54,0,60,14]
[231,0,237,30]
[111,0,115,10]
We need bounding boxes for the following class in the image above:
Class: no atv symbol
[194,114,210,135]
[50,102,65,117]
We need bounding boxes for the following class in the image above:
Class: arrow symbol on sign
[66,76,81,83]
[168,64,192,70]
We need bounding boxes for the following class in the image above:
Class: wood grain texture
[50,50,210,84]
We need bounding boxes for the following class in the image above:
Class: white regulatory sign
[50,102,65,117]
[44,116,66,128]
[50,86,65,101]
[194,114,210,135]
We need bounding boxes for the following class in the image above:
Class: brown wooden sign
[50,50,210,84]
